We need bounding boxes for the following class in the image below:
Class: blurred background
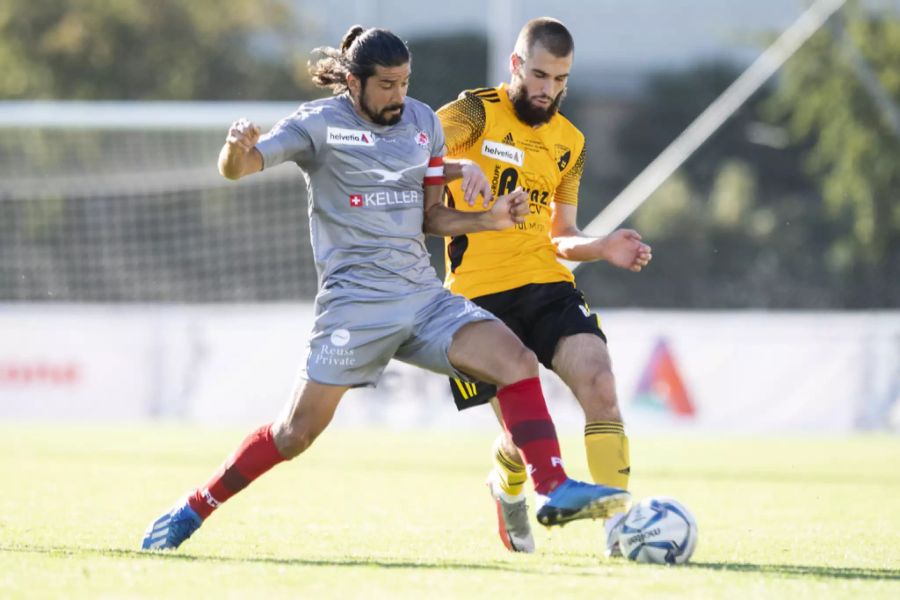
[0,0,897,432]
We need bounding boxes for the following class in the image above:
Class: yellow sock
[584,421,630,490]
[492,435,528,496]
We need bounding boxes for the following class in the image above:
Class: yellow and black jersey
[437,83,586,299]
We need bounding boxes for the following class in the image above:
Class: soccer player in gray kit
[142,26,629,551]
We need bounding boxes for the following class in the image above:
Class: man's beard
[360,87,404,126]
[509,83,565,126]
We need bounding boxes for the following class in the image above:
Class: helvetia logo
[327,127,375,146]
[482,140,524,166]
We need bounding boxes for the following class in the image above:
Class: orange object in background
[634,339,695,417]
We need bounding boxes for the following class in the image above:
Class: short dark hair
[514,17,574,59]
[309,25,411,94]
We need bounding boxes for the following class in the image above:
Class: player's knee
[578,370,621,418]
[499,344,539,386]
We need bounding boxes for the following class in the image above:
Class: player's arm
[442,158,493,207]
[218,118,263,180]
[423,185,528,237]
[551,203,652,271]
[548,143,652,271]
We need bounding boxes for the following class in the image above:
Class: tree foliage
[766,5,900,290]
[0,0,314,100]
[580,8,899,309]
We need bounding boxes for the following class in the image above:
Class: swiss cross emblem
[349,194,363,207]
[416,130,429,147]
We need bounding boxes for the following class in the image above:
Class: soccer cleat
[535,478,631,527]
[486,470,535,553]
[604,511,627,557]
[141,497,203,550]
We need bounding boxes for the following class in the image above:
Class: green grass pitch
[1,424,898,598]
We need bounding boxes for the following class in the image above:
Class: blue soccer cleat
[141,498,203,550]
[535,478,631,527]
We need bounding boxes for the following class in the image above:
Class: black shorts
[449,281,607,410]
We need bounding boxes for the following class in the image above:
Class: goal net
[1,101,321,302]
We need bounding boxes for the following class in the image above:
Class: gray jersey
[256,94,445,294]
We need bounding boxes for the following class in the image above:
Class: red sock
[187,424,286,520]
[496,377,567,495]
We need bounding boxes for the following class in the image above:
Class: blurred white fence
[1,305,897,433]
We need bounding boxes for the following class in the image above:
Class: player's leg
[448,369,532,550]
[551,332,631,556]
[552,333,629,490]
[447,319,629,525]
[141,380,347,550]
[448,319,562,492]
[485,399,533,551]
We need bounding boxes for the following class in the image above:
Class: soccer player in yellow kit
[437,17,652,553]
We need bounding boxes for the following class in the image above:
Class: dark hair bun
[341,25,365,53]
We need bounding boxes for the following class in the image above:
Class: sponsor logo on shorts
[455,300,490,319]
[327,127,375,146]
[482,139,524,166]
[314,346,356,367]
[330,329,350,347]
[313,329,357,367]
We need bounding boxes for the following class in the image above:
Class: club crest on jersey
[415,130,430,147]
[482,139,524,166]
[327,127,375,146]
[555,144,571,171]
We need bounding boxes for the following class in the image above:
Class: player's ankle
[187,489,215,520]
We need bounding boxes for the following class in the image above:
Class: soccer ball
[617,496,698,565]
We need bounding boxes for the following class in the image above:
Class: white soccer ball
[617,496,698,565]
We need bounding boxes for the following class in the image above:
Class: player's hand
[460,161,494,207]
[602,229,652,272]
[225,118,261,153]
[489,187,527,230]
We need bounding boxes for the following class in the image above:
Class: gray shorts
[301,283,497,387]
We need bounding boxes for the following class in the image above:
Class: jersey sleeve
[424,109,446,186]
[430,110,446,158]
[255,107,320,170]
[436,92,487,155]
[553,144,585,206]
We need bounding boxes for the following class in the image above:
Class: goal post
[0,101,321,302]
